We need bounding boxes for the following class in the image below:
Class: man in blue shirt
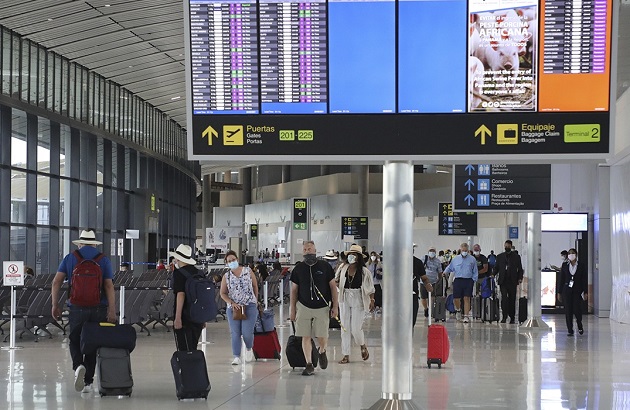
[444,243,478,323]
[51,229,116,394]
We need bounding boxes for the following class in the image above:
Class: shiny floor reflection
[1,312,628,409]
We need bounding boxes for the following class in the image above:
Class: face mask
[505,247,512,253]
[428,252,436,258]
[568,254,577,262]
[303,254,317,266]
[347,254,357,264]
[227,261,239,270]
[461,251,468,257]
[370,255,376,262]
[473,251,480,256]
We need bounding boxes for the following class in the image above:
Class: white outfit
[336,265,375,356]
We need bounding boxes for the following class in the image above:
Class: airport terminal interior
[2,0,630,409]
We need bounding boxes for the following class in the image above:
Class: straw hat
[324,250,337,260]
[169,244,197,265]
[72,229,102,245]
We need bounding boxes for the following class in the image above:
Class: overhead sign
[453,164,552,211]
[293,198,308,230]
[509,226,519,239]
[250,224,258,240]
[184,0,613,161]
[341,216,369,240]
[3,261,24,287]
[439,203,477,236]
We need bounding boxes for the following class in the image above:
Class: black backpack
[180,268,218,324]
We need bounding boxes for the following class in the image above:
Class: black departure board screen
[185,0,614,160]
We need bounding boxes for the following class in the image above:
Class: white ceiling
[0,0,628,171]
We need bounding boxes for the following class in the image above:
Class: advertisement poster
[468,0,538,112]
[206,227,242,251]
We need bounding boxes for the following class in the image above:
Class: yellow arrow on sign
[475,124,492,145]
[202,126,218,146]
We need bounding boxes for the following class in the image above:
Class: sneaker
[302,363,315,376]
[424,308,429,318]
[74,365,86,392]
[567,332,574,337]
[81,384,92,394]
[463,316,470,323]
[245,349,254,363]
[231,356,241,366]
[319,350,328,370]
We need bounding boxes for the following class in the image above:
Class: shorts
[453,278,474,299]
[295,302,330,338]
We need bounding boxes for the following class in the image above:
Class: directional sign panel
[293,198,308,230]
[341,216,369,240]
[438,203,477,236]
[453,164,552,212]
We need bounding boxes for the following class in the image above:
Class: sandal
[361,345,369,361]
[338,355,350,364]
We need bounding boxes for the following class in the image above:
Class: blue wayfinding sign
[509,226,519,239]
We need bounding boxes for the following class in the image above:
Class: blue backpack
[488,254,497,266]
[180,268,218,324]
[446,294,456,313]
[481,277,495,299]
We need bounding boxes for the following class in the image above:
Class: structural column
[352,165,369,249]
[594,165,612,317]
[202,175,214,251]
[281,165,291,183]
[521,212,549,330]
[369,161,420,410]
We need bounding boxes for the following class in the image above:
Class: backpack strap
[73,250,84,263]
[93,253,104,263]
[424,255,428,267]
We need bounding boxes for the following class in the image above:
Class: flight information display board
[185,0,614,160]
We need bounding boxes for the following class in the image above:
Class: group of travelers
[51,229,587,392]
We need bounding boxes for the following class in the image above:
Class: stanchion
[264,281,268,311]
[118,285,125,325]
[277,278,288,328]
[198,327,213,345]
[2,286,23,351]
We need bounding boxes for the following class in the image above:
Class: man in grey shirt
[420,246,444,317]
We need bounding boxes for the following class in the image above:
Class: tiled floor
[1,309,629,409]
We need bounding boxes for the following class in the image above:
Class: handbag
[232,305,247,320]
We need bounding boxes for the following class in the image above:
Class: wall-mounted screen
[185,0,614,160]
[541,213,588,232]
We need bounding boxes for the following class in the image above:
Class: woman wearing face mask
[220,250,259,365]
[558,248,588,336]
[367,251,383,313]
[335,245,375,364]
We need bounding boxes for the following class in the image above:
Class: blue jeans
[68,305,107,384]
[226,303,259,356]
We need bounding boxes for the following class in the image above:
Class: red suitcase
[252,329,282,360]
[427,292,450,368]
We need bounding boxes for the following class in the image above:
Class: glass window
[1,29,10,94]
[10,169,26,223]
[60,124,70,177]
[96,185,104,229]
[38,46,46,107]
[11,109,27,168]
[36,227,50,275]
[53,54,62,113]
[11,33,20,96]
[10,226,26,261]
[61,58,69,115]
[21,40,29,101]
[37,117,51,172]
[97,137,104,185]
[59,178,66,225]
[67,63,75,118]
[37,175,49,224]
[29,42,38,104]
[111,143,118,187]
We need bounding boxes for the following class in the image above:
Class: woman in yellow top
[335,244,375,364]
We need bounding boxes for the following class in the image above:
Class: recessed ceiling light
[171,96,181,100]
[128,65,133,68]
[47,18,53,21]
[104,4,111,6]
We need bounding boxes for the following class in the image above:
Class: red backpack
[69,250,104,307]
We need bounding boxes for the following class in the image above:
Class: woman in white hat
[170,244,205,351]
[335,244,375,364]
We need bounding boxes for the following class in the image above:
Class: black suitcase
[96,347,133,397]
[518,297,528,324]
[471,296,482,320]
[170,350,211,400]
[286,322,319,369]
[482,297,500,323]
[432,278,447,322]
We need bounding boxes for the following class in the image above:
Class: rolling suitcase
[96,347,133,397]
[432,278,447,322]
[253,329,282,360]
[170,335,210,400]
[427,292,450,369]
[286,322,319,369]
[518,285,528,324]
[471,295,482,320]
[482,277,500,323]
